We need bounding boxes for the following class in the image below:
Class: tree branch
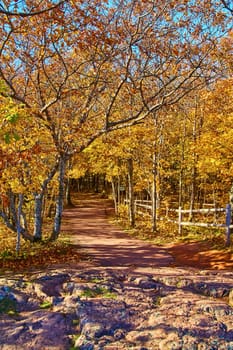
[0,1,68,17]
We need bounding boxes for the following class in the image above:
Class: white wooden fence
[176,204,232,247]
[125,200,232,246]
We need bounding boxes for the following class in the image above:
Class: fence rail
[124,200,232,246]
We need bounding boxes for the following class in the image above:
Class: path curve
[1,193,233,349]
[62,193,233,272]
[59,194,233,349]
[62,193,173,271]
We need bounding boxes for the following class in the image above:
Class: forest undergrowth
[0,201,232,272]
[113,211,233,270]
[0,222,83,272]
[114,207,233,252]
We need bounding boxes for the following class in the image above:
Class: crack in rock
[0,268,232,349]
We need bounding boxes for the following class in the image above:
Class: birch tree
[0,0,231,240]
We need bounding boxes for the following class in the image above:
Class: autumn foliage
[0,0,232,254]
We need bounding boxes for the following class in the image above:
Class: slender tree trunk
[189,96,203,217]
[152,150,157,232]
[111,177,118,216]
[117,158,121,204]
[65,158,74,207]
[179,117,186,208]
[229,183,233,205]
[0,191,33,242]
[65,177,74,207]
[0,191,16,231]
[16,193,24,253]
[0,210,15,231]
[33,193,44,241]
[189,106,197,220]
[9,191,17,228]
[33,160,59,241]
[189,164,196,220]
[117,175,121,205]
[51,154,68,240]
[179,170,183,209]
[127,158,135,227]
[151,113,164,231]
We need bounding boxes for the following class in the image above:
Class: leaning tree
[0,0,231,241]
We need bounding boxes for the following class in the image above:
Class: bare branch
[219,0,233,15]
[0,1,68,17]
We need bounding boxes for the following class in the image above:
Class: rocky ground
[0,265,233,349]
[0,195,233,349]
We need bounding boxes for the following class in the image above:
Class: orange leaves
[0,231,83,271]
[0,95,56,195]
[0,0,231,213]
[195,78,233,190]
[31,143,42,155]
[0,194,9,209]
[203,78,233,115]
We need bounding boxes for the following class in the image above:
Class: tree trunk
[33,193,44,241]
[229,183,233,205]
[152,151,157,232]
[33,160,59,241]
[127,158,135,227]
[111,177,118,216]
[117,175,121,205]
[151,114,161,232]
[16,193,24,253]
[0,192,33,243]
[65,177,74,207]
[9,191,17,228]
[179,117,186,208]
[189,96,203,217]
[189,164,196,220]
[0,191,16,232]
[65,158,74,207]
[189,107,197,220]
[51,154,68,240]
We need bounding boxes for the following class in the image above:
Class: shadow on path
[62,194,173,269]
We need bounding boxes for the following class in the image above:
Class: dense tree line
[0,0,232,247]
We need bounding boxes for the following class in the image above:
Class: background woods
[0,0,233,249]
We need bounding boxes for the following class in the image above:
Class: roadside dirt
[167,241,233,270]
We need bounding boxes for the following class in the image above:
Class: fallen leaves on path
[0,239,83,272]
[167,241,233,270]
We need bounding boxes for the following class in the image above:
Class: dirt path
[62,194,173,271]
[59,194,233,349]
[0,193,233,350]
[63,193,233,272]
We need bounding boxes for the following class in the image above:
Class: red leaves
[0,194,9,208]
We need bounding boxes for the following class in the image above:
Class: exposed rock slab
[0,266,232,349]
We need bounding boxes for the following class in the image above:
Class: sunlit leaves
[197,78,233,183]
[0,0,232,241]
[0,94,56,195]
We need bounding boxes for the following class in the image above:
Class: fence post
[178,206,182,235]
[225,203,231,247]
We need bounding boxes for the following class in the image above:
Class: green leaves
[3,131,20,144]
[39,301,53,309]
[0,297,17,315]
[3,132,10,144]
[6,112,19,124]
[0,80,7,94]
